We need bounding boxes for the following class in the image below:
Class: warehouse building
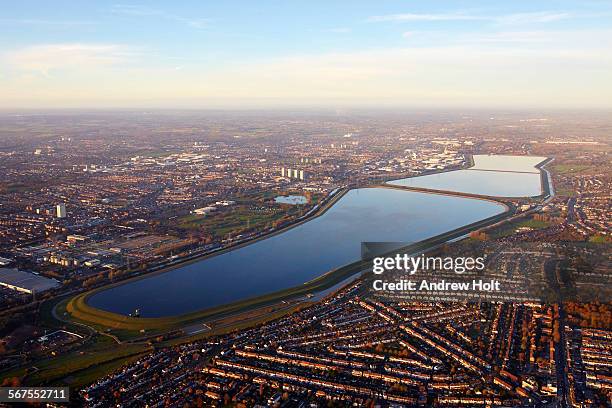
[0,267,60,294]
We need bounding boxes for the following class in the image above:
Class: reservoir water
[469,154,546,173]
[387,155,546,197]
[387,170,542,197]
[87,188,506,317]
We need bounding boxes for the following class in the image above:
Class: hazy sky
[1,1,611,109]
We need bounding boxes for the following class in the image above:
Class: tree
[1,377,20,387]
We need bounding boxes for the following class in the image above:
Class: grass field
[0,333,151,387]
[60,352,147,388]
[177,205,298,236]
[551,164,598,176]
[175,191,318,238]
[489,218,552,238]
[27,343,149,386]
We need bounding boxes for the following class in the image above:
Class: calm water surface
[388,155,546,197]
[387,170,542,197]
[471,154,546,173]
[88,188,505,317]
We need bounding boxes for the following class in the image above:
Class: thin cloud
[475,31,557,43]
[111,4,211,28]
[5,43,134,77]
[111,4,160,16]
[368,10,574,24]
[430,28,612,47]
[368,13,481,22]
[324,27,351,33]
[0,18,94,26]
[3,42,611,108]
[495,11,572,24]
[177,17,211,28]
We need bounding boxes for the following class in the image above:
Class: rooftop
[0,268,60,293]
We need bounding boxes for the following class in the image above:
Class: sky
[1,1,612,109]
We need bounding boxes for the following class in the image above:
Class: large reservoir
[387,155,546,197]
[87,188,506,317]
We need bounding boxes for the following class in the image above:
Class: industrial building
[0,267,60,294]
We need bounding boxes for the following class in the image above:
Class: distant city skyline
[1,0,612,109]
